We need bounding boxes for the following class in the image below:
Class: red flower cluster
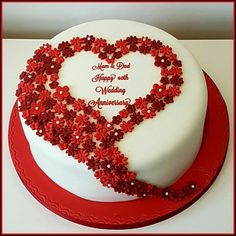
[15,35,197,201]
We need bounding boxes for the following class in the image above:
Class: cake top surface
[17,20,207,200]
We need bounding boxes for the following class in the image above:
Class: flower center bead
[114,132,118,136]
[75,135,79,139]
[165,191,169,196]
[106,123,111,128]
[161,59,165,63]
[59,91,63,94]
[35,106,39,110]
[158,88,162,92]
[107,164,111,168]
[51,65,55,69]
[56,121,60,124]
[191,184,195,189]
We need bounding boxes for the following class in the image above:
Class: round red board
[8,72,229,229]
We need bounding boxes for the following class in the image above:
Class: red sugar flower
[103,122,114,131]
[129,43,138,52]
[47,48,60,58]
[39,90,51,101]
[30,122,39,130]
[26,60,38,72]
[170,76,184,86]
[130,112,143,125]
[39,43,52,52]
[53,86,69,101]
[91,46,100,54]
[112,115,122,125]
[161,68,170,77]
[45,61,61,75]
[52,117,65,127]
[94,148,109,159]
[82,139,96,152]
[120,121,134,133]
[126,36,138,44]
[103,44,116,54]
[54,103,67,114]
[164,95,174,104]
[115,39,127,48]
[58,41,71,50]
[120,46,129,54]
[110,129,124,142]
[58,142,68,151]
[21,110,30,119]
[75,114,89,125]
[35,75,47,84]
[160,77,169,85]
[94,38,107,47]
[75,149,89,163]
[154,56,171,68]
[112,153,128,166]
[141,107,156,119]
[138,36,151,45]
[160,45,172,55]
[70,37,84,45]
[168,86,181,96]
[173,60,182,67]
[91,109,101,119]
[119,109,129,118]
[30,101,45,115]
[95,127,108,141]
[50,74,59,82]
[105,56,115,64]
[113,51,122,59]
[151,84,168,99]
[21,83,34,93]
[71,133,82,145]
[166,51,177,61]
[151,99,166,111]
[70,37,84,52]
[135,97,148,109]
[150,48,158,57]
[55,56,64,64]
[108,146,121,158]
[169,66,182,77]
[73,98,86,111]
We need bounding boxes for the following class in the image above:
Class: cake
[15,20,207,202]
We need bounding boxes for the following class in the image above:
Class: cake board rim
[8,71,230,229]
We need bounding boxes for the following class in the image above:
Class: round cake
[16,20,207,202]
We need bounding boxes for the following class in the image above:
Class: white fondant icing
[19,20,207,202]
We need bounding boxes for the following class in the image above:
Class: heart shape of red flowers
[16,35,198,200]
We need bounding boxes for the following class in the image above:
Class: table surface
[3,39,233,233]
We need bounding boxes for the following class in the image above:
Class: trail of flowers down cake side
[16,35,198,200]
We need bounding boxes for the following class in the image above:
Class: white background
[3,2,233,39]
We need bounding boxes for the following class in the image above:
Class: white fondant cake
[18,20,207,202]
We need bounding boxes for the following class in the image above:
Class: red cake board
[8,72,229,229]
